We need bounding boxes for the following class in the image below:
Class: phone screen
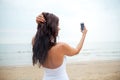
[80,23,84,31]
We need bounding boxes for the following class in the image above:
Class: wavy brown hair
[32,12,59,67]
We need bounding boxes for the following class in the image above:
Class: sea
[0,42,120,66]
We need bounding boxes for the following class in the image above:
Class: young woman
[32,12,87,80]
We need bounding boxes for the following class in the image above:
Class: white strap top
[42,57,69,80]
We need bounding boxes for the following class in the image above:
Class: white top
[42,57,69,80]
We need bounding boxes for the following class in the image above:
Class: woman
[32,12,87,80]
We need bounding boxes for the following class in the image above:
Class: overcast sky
[0,0,120,44]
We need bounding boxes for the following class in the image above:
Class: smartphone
[80,23,84,31]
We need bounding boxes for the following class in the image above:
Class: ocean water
[0,42,120,66]
[0,44,32,66]
[67,42,120,62]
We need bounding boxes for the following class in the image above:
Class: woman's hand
[36,14,46,24]
[81,26,87,35]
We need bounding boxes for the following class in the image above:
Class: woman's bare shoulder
[56,42,78,56]
[50,42,69,54]
[56,42,68,47]
[55,42,71,51]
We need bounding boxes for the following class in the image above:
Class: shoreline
[0,60,120,80]
[0,59,120,67]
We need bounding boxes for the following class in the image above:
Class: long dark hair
[32,12,59,67]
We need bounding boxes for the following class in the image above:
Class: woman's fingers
[83,26,88,34]
[36,14,46,23]
[81,26,87,34]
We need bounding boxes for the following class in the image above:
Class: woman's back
[42,43,69,80]
[43,43,64,69]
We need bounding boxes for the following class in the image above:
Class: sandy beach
[0,60,120,80]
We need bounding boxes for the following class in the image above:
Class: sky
[0,0,120,44]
